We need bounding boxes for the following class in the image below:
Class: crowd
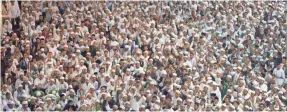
[1,1,287,111]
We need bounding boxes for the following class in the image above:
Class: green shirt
[220,81,229,99]
[93,104,102,111]
[116,71,121,76]
[33,90,45,97]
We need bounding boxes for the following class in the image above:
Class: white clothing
[273,68,285,86]
[8,1,20,18]
[34,78,47,88]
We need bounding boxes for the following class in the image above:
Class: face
[101,87,106,92]
[6,93,11,99]
[8,104,14,108]
[259,104,264,110]
[7,78,12,83]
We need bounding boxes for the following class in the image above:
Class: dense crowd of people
[1,1,287,111]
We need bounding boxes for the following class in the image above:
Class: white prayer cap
[50,78,55,82]
[244,105,250,109]
[207,80,213,84]
[30,96,37,100]
[274,86,280,90]
[177,98,182,102]
[7,101,14,105]
[172,73,177,77]
[106,94,111,98]
[140,105,146,108]
[212,82,218,86]
[18,85,23,88]
[227,89,232,93]
[261,88,267,92]
[38,101,44,104]
[249,90,255,94]
[229,105,235,109]
[46,97,52,101]
[95,99,100,102]
[207,77,212,80]
[150,81,157,85]
[159,70,167,75]
[126,68,131,71]
[237,66,242,70]
[187,76,192,79]
[155,55,159,59]
[210,60,217,64]
[56,104,61,109]
[89,86,95,90]
[258,77,265,81]
[36,91,42,96]
[244,94,250,100]
[22,101,28,105]
[135,93,141,97]
[254,86,260,90]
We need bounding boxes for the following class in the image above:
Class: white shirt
[183,60,193,68]
[44,67,54,77]
[82,82,93,93]
[131,97,145,111]
[100,78,110,88]
[45,84,58,93]
[189,57,197,67]
[15,79,23,89]
[2,21,13,33]
[210,87,222,103]
[13,90,27,101]
[8,1,20,18]
[57,81,68,90]
[34,78,47,88]
[48,46,59,57]
[260,83,268,92]
[273,68,285,79]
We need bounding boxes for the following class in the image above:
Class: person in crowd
[1,1,287,111]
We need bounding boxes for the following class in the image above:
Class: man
[124,102,132,111]
[273,64,285,86]
[44,78,58,94]
[28,97,37,111]
[210,82,222,103]
[102,94,116,111]
[4,101,16,111]
[33,72,47,89]
[21,77,32,95]
[18,101,31,111]
[92,99,102,111]
[258,77,268,92]
[13,85,27,102]
[130,94,145,111]
[57,77,68,94]
[64,100,78,111]
[43,97,56,111]
[7,0,20,31]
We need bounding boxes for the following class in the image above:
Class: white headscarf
[3,20,13,34]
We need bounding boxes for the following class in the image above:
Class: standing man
[273,64,286,86]
[7,0,20,31]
